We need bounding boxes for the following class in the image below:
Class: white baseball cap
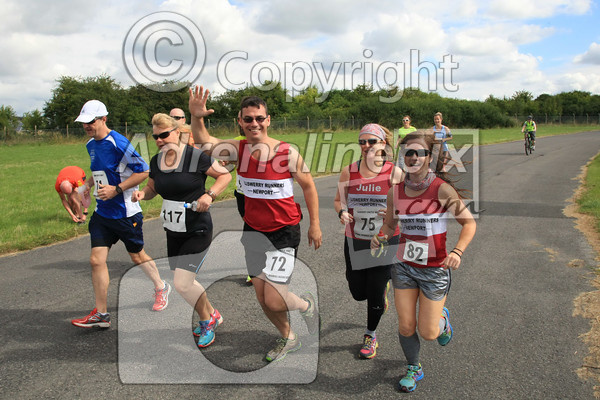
[75,100,108,123]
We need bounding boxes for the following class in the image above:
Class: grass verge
[577,153,600,234]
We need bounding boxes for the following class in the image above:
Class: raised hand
[188,85,215,119]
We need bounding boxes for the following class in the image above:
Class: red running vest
[345,161,399,240]
[393,177,449,268]
[237,140,302,232]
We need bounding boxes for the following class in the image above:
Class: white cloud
[0,0,98,35]
[507,24,556,46]
[448,23,554,56]
[573,42,600,64]
[361,13,446,56]
[555,69,600,92]
[235,0,355,38]
[0,0,598,114]
[488,0,591,19]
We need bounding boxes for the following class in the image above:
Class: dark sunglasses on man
[242,116,267,123]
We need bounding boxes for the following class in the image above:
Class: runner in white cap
[71,100,171,329]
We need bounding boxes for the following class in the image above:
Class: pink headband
[359,123,386,141]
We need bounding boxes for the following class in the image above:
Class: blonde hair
[151,113,178,130]
[151,113,186,144]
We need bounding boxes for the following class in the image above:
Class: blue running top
[86,130,149,219]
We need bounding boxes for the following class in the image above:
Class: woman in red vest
[334,123,404,359]
[373,130,476,392]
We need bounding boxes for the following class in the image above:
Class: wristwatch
[115,185,123,195]
[206,190,217,201]
[338,209,346,219]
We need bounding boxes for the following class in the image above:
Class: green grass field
[577,152,600,233]
[0,124,598,255]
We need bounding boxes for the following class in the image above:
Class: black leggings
[344,237,393,332]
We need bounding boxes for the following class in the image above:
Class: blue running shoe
[193,309,223,338]
[196,320,215,348]
[437,307,453,346]
[398,364,423,392]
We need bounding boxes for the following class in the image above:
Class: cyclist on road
[522,115,537,150]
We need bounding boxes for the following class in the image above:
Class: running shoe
[300,292,319,335]
[245,275,252,285]
[196,320,215,348]
[71,308,110,329]
[358,334,378,359]
[209,309,223,330]
[437,307,453,346]
[265,336,301,362]
[383,280,391,314]
[194,309,223,337]
[398,364,423,392]
[152,281,171,311]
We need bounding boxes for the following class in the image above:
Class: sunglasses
[358,139,383,145]
[402,119,410,122]
[242,116,267,123]
[405,149,431,157]
[152,127,176,140]
[171,116,185,120]
[84,117,101,124]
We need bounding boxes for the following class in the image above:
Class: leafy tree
[211,81,290,119]
[127,83,189,125]
[556,91,591,115]
[43,75,126,128]
[0,105,19,131]
[21,109,48,130]
[534,94,561,117]
[36,72,600,136]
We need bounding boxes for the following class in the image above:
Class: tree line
[2,74,600,133]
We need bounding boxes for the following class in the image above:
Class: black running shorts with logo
[166,229,212,273]
[241,223,301,284]
[89,212,144,253]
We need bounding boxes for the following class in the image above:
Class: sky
[1,0,600,115]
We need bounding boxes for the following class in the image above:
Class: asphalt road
[1,131,599,399]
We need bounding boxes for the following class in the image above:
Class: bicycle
[524,131,535,155]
